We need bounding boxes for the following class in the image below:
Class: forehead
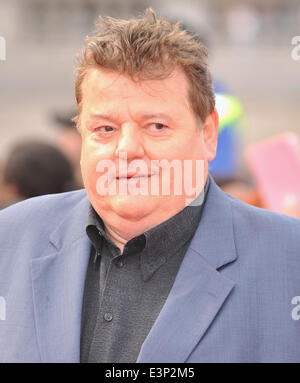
[81,67,192,114]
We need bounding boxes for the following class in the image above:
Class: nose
[115,123,144,159]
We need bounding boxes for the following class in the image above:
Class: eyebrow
[88,113,121,126]
[89,113,116,121]
[89,113,174,123]
[140,113,174,122]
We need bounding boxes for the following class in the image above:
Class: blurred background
[0,0,299,214]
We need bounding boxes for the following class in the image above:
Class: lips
[116,173,153,180]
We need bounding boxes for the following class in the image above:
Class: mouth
[116,174,155,180]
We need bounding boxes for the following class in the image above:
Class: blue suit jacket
[1,176,300,362]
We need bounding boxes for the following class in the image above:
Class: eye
[95,126,114,133]
[93,126,116,137]
[147,123,168,133]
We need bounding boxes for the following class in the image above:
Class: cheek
[81,158,97,196]
[145,139,186,161]
[81,137,112,166]
[80,140,92,174]
[80,141,102,192]
[188,131,207,160]
[159,136,205,162]
[81,139,118,197]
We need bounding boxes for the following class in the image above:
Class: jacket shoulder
[0,189,87,231]
[228,193,300,230]
[227,193,300,255]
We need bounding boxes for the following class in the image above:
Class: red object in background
[246,132,300,214]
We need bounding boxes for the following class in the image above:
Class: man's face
[80,67,218,232]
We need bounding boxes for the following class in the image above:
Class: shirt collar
[86,176,210,280]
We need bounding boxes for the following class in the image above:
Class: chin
[108,195,157,220]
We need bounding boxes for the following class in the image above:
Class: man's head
[75,9,219,241]
[74,8,215,128]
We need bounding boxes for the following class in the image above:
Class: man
[0,9,300,363]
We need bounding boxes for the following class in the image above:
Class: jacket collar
[189,174,237,270]
[31,190,91,362]
[48,190,90,251]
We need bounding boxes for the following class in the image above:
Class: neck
[104,223,128,253]
[101,203,186,251]
[97,176,209,251]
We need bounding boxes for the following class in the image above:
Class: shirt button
[104,312,113,322]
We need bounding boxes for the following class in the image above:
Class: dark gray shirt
[80,179,209,363]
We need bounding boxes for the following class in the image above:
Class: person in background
[210,88,299,217]
[209,82,244,182]
[1,141,77,208]
[53,111,83,187]
[209,83,263,207]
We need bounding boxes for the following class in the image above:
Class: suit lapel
[137,176,237,362]
[31,192,91,362]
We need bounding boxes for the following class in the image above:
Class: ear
[202,108,219,162]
